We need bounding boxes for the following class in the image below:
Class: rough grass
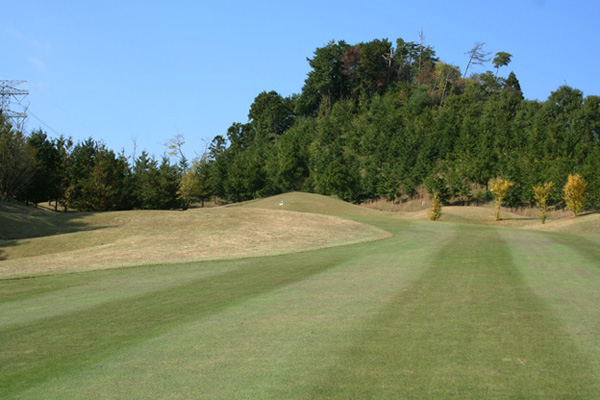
[0,203,387,278]
[1,193,599,398]
[235,191,381,217]
[391,200,600,234]
[524,211,600,235]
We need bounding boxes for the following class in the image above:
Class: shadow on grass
[501,216,538,221]
[578,209,600,217]
[0,202,114,261]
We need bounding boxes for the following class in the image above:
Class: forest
[1,37,599,211]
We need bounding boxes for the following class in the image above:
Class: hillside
[0,202,74,240]
[0,199,388,278]
[236,192,382,217]
[525,211,600,235]
[362,197,600,234]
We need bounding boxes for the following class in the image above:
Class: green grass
[1,199,599,398]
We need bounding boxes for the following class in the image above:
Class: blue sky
[2,0,599,161]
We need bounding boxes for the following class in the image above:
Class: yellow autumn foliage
[532,182,553,224]
[563,174,587,216]
[490,178,513,221]
[428,192,443,221]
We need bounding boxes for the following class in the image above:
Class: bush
[428,192,443,221]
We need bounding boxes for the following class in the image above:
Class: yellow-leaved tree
[490,178,513,221]
[563,173,587,216]
[532,182,553,224]
[428,192,443,221]
[177,167,200,210]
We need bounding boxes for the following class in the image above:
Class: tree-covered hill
[208,38,599,208]
[2,37,599,211]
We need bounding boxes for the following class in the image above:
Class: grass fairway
[1,195,599,398]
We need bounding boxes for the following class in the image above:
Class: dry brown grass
[0,203,388,278]
[360,196,600,234]
[236,192,382,217]
[524,212,600,235]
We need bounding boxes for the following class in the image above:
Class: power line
[27,109,64,137]
[0,80,29,131]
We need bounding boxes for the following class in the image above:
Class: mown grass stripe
[543,230,600,267]
[308,225,598,399]
[497,228,600,387]
[0,248,358,398]
[3,219,447,400]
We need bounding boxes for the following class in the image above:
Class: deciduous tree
[490,178,513,221]
[563,173,587,216]
[532,182,553,224]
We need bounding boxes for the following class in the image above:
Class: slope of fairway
[0,204,388,278]
[400,205,530,225]
[0,202,79,240]
[236,191,382,217]
[1,217,599,399]
[525,212,600,235]
[399,204,600,235]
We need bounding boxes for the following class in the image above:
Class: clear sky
[2,0,599,161]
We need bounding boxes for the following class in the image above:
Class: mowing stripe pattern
[1,219,599,399]
[308,226,598,399]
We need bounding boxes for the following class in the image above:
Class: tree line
[1,114,181,211]
[1,37,599,211]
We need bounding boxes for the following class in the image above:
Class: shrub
[428,192,443,221]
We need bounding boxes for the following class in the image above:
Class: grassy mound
[236,192,382,217]
[525,211,600,235]
[399,205,534,226]
[388,201,600,235]
[0,201,388,279]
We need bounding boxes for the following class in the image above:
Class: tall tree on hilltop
[354,39,393,98]
[493,52,512,78]
[463,42,491,78]
[503,72,523,97]
[299,40,350,115]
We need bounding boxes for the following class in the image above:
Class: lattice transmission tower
[0,80,29,131]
